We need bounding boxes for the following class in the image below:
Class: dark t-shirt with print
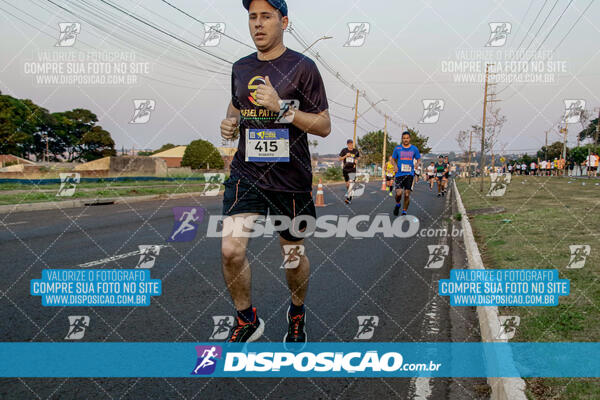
[339,148,360,172]
[230,48,328,193]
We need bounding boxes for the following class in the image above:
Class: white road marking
[1,221,27,226]
[76,245,170,268]
[413,377,433,399]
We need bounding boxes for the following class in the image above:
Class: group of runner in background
[499,152,599,177]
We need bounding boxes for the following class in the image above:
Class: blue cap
[243,0,288,17]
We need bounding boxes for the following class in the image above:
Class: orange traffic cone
[315,178,325,207]
[381,176,387,191]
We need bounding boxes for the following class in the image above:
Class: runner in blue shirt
[391,131,421,216]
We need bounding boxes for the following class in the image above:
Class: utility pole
[381,115,388,186]
[545,129,549,160]
[561,122,568,161]
[594,107,600,146]
[352,89,359,144]
[467,128,473,184]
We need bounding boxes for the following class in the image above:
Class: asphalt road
[0,179,488,400]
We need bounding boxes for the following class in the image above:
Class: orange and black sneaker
[227,309,264,342]
[284,307,306,343]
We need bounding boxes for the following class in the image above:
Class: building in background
[150,145,187,167]
[217,147,237,170]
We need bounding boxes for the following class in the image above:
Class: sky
[0,0,599,156]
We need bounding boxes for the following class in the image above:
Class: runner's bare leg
[221,213,261,310]
[280,237,309,306]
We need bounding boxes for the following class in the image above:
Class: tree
[181,139,224,169]
[79,126,116,161]
[577,116,599,144]
[486,106,507,167]
[357,130,398,165]
[537,141,566,160]
[406,127,432,155]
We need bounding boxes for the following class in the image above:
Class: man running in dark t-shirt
[339,139,360,204]
[219,0,331,343]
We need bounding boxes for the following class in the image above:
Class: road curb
[0,191,220,215]
[452,180,527,400]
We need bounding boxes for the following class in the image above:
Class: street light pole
[302,36,333,53]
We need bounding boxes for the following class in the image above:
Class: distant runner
[391,131,421,216]
[385,155,395,196]
[426,161,435,190]
[339,139,360,204]
[434,155,447,197]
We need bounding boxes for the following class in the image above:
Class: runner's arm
[221,101,240,140]
[288,109,331,137]
[226,101,240,121]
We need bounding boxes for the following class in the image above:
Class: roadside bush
[181,139,224,170]
[323,166,343,181]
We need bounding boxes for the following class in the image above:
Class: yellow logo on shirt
[247,75,265,106]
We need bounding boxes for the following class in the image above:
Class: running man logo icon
[209,316,235,340]
[419,100,444,124]
[344,22,370,47]
[566,245,590,269]
[562,100,586,124]
[354,316,379,340]
[346,173,369,198]
[275,99,300,124]
[425,245,449,269]
[203,173,226,196]
[496,316,520,340]
[56,22,81,47]
[199,22,225,47]
[281,244,305,269]
[65,316,90,340]
[130,99,156,124]
[487,173,511,197]
[136,245,162,269]
[168,207,204,242]
[191,345,222,375]
[56,173,80,197]
[485,22,511,47]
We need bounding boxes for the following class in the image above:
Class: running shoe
[401,210,407,216]
[393,204,401,216]
[388,191,394,197]
[284,306,307,343]
[227,310,264,342]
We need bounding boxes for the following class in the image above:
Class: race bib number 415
[245,128,290,162]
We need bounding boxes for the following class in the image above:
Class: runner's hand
[255,76,281,113]
[221,117,238,139]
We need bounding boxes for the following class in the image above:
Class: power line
[513,0,535,40]
[93,0,233,64]
[40,0,230,77]
[287,25,405,130]
[159,0,255,50]
[514,0,550,51]
[498,0,586,98]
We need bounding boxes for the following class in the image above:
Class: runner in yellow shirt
[385,156,395,197]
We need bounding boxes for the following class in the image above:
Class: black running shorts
[394,175,414,191]
[222,175,316,242]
